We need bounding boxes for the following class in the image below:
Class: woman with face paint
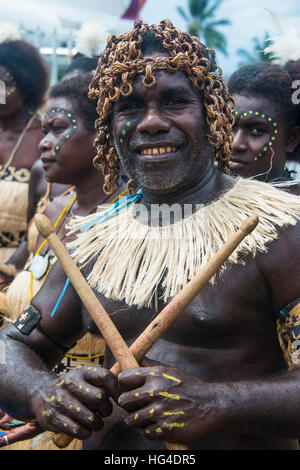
[227,62,300,194]
[0,39,49,285]
[0,72,127,450]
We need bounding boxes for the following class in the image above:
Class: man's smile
[140,146,178,156]
[132,140,184,162]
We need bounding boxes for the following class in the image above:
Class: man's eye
[164,98,186,107]
[120,101,141,112]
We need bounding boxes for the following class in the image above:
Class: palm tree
[177,0,231,55]
[237,32,274,66]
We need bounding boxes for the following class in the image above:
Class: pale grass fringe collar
[67,178,300,309]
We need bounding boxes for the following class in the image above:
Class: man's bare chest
[82,258,274,353]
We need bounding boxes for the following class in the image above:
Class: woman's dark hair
[227,62,300,128]
[49,72,98,132]
[0,39,49,111]
[227,61,300,161]
[63,52,100,78]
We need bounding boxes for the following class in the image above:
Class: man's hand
[30,365,118,440]
[118,360,225,444]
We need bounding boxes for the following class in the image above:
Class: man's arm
[0,261,84,417]
[116,224,300,444]
[0,261,117,440]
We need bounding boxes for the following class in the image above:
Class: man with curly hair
[1,20,300,451]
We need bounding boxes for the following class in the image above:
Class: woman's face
[0,66,24,116]
[230,94,294,180]
[39,97,96,185]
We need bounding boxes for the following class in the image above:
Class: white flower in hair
[74,22,110,58]
[0,22,21,44]
[264,9,300,63]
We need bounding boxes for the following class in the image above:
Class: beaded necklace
[30,194,77,299]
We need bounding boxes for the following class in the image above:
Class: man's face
[111,67,214,195]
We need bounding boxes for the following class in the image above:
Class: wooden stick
[111,214,259,375]
[35,213,258,450]
[34,214,192,450]
[35,213,139,373]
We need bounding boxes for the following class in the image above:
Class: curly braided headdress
[89,19,234,194]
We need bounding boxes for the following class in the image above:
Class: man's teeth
[140,147,177,155]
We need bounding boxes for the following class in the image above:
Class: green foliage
[237,32,274,66]
[177,0,231,55]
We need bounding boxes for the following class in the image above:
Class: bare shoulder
[43,192,75,223]
[257,221,300,311]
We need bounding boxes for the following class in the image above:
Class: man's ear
[287,126,300,154]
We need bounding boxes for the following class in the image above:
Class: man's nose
[136,108,170,135]
[232,128,248,152]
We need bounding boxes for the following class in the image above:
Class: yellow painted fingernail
[159,392,180,400]
[162,373,181,383]
[167,422,185,429]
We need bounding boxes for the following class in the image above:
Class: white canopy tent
[0,0,136,83]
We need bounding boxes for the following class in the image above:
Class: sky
[140,0,300,77]
[1,0,300,78]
